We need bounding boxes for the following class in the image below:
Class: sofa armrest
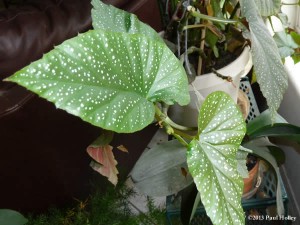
[0,0,162,118]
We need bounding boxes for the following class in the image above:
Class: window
[281,1,300,30]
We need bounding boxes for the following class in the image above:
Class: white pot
[169,46,252,127]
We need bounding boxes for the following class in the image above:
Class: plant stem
[197,27,206,76]
[155,104,197,131]
[229,1,240,20]
[154,104,196,145]
[180,46,202,63]
[268,16,276,32]
[182,24,206,30]
[165,0,185,35]
[187,6,238,24]
[165,117,197,131]
[184,19,193,76]
[173,128,195,140]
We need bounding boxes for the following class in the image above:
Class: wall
[279,58,300,223]
[278,1,300,222]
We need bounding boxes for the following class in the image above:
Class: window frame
[296,5,300,32]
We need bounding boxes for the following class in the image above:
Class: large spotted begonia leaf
[91,0,162,42]
[240,0,288,121]
[6,30,189,133]
[187,91,246,225]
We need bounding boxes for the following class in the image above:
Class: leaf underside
[131,140,193,196]
[6,30,189,133]
[240,0,288,121]
[87,145,119,186]
[187,91,246,225]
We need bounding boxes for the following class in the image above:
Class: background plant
[160,0,300,120]
[24,181,167,225]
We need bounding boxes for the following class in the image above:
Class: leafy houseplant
[3,0,300,224]
[159,0,300,121]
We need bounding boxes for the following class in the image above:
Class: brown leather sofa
[0,0,162,212]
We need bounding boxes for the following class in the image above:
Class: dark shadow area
[0,95,158,213]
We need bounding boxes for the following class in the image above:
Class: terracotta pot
[243,160,259,194]
[242,159,264,200]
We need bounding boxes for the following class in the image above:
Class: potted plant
[3,0,300,224]
[159,0,300,127]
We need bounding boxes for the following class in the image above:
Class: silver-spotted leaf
[6,30,189,133]
[91,0,162,42]
[240,0,288,121]
[237,148,252,178]
[187,91,246,225]
[254,0,281,17]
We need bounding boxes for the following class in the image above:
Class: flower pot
[242,158,263,200]
[237,89,250,120]
[168,46,252,127]
[243,159,259,194]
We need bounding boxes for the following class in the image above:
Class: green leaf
[292,53,300,64]
[205,29,220,58]
[131,140,193,196]
[6,30,189,133]
[246,110,300,144]
[0,209,28,225]
[190,192,201,223]
[290,31,300,63]
[210,0,226,30]
[254,0,281,17]
[90,130,114,147]
[179,184,198,225]
[187,91,246,225]
[246,109,287,136]
[240,0,288,121]
[273,31,298,58]
[291,31,300,45]
[268,145,286,166]
[91,0,162,42]
[242,136,285,167]
[248,123,300,143]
